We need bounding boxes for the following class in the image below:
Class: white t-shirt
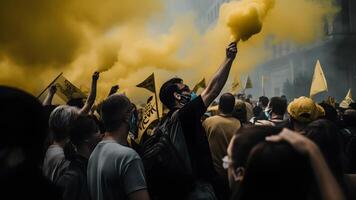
[43,144,69,182]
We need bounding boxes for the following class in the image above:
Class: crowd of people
[1,42,356,200]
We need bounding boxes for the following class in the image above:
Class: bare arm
[79,72,99,115]
[43,85,57,106]
[267,129,345,200]
[201,42,237,107]
[128,189,150,200]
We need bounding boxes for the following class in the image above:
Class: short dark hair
[69,115,98,146]
[343,109,356,127]
[318,102,338,123]
[219,93,235,114]
[237,141,316,200]
[269,97,287,116]
[233,100,247,123]
[231,126,282,169]
[259,96,269,107]
[159,78,183,109]
[304,119,343,179]
[100,94,132,132]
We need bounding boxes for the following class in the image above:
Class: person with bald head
[203,93,241,199]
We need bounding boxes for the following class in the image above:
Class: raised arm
[79,72,99,115]
[201,42,237,107]
[267,129,345,200]
[108,85,119,97]
[43,85,57,106]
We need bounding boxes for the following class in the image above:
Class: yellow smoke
[0,0,339,103]
[222,0,275,41]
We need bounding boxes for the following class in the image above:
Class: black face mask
[177,85,191,106]
[179,93,191,106]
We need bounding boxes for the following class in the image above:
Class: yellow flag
[38,73,87,103]
[137,95,159,143]
[192,78,206,93]
[310,60,328,98]
[340,89,354,109]
[245,75,253,89]
[136,73,156,93]
[232,75,242,93]
[346,89,353,100]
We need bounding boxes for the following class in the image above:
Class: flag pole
[37,72,63,99]
[153,74,160,121]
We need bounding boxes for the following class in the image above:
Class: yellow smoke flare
[222,0,275,41]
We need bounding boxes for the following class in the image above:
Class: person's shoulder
[56,167,80,186]
[116,147,142,168]
[227,116,241,124]
[203,115,222,126]
[179,95,206,114]
[93,141,136,157]
[113,144,141,160]
[46,145,64,155]
[205,115,222,121]
[245,102,253,109]
[99,143,141,166]
[121,145,139,155]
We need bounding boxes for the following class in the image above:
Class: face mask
[191,92,198,100]
[264,108,272,119]
[129,113,137,134]
[179,93,191,106]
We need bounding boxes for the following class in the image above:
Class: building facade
[252,0,356,101]
[187,0,356,101]
[188,0,230,30]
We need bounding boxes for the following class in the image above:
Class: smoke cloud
[222,0,275,41]
[0,0,338,103]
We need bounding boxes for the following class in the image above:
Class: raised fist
[92,71,100,81]
[49,85,57,94]
[226,42,238,60]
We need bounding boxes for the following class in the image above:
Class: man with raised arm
[154,42,238,200]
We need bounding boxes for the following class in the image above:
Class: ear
[232,167,245,182]
[173,92,181,100]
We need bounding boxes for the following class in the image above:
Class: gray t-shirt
[87,140,147,200]
[43,144,70,182]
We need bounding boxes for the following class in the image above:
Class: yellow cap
[287,96,325,123]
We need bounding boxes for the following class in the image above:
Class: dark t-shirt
[56,154,90,200]
[253,105,263,117]
[176,96,217,181]
[147,96,220,199]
